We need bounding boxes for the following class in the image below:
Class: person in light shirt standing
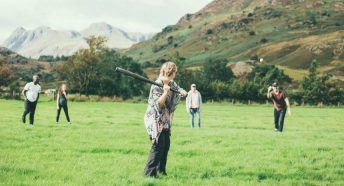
[22,75,41,125]
[186,84,202,128]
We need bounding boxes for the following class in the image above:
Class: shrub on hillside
[206,29,214,35]
[186,13,193,21]
[167,36,174,45]
[162,25,173,33]
[264,8,282,18]
[260,38,268,43]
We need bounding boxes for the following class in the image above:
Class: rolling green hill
[0,47,60,90]
[0,47,28,64]
[124,0,344,81]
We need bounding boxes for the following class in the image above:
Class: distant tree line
[38,55,71,62]
[177,59,343,105]
[174,58,292,103]
[58,36,344,105]
[2,35,342,105]
[58,36,146,99]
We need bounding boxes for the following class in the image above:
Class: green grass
[1,98,344,185]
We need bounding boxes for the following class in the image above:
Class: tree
[246,65,291,99]
[0,59,15,87]
[172,52,198,90]
[109,55,146,98]
[210,81,229,101]
[61,38,146,99]
[0,66,14,87]
[247,65,291,87]
[63,36,107,95]
[328,85,344,105]
[201,59,235,101]
[203,59,235,83]
[300,60,333,105]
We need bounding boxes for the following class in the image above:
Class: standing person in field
[22,75,41,125]
[267,82,291,132]
[56,84,71,124]
[143,61,187,177]
[186,84,202,128]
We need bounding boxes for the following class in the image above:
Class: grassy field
[0,98,343,185]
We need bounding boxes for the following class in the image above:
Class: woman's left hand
[180,89,188,97]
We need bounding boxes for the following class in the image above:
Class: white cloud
[0,0,212,44]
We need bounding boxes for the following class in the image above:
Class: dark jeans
[56,103,70,122]
[144,130,170,177]
[274,108,286,132]
[22,100,37,125]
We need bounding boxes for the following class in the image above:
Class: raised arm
[158,84,170,109]
[267,86,273,98]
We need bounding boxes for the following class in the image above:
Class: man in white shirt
[22,75,41,125]
[186,84,202,128]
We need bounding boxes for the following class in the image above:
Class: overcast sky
[0,0,213,44]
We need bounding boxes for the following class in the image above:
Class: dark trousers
[56,104,70,122]
[144,130,170,177]
[22,100,37,125]
[274,108,286,132]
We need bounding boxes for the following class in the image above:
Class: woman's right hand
[56,106,59,110]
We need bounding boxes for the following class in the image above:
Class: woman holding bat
[143,62,187,177]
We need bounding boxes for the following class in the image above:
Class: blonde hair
[58,84,66,94]
[159,61,177,77]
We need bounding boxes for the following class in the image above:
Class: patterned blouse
[144,78,184,141]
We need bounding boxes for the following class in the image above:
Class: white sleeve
[24,83,30,90]
[38,85,41,92]
[186,92,190,108]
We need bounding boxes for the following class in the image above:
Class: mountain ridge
[1,22,154,58]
